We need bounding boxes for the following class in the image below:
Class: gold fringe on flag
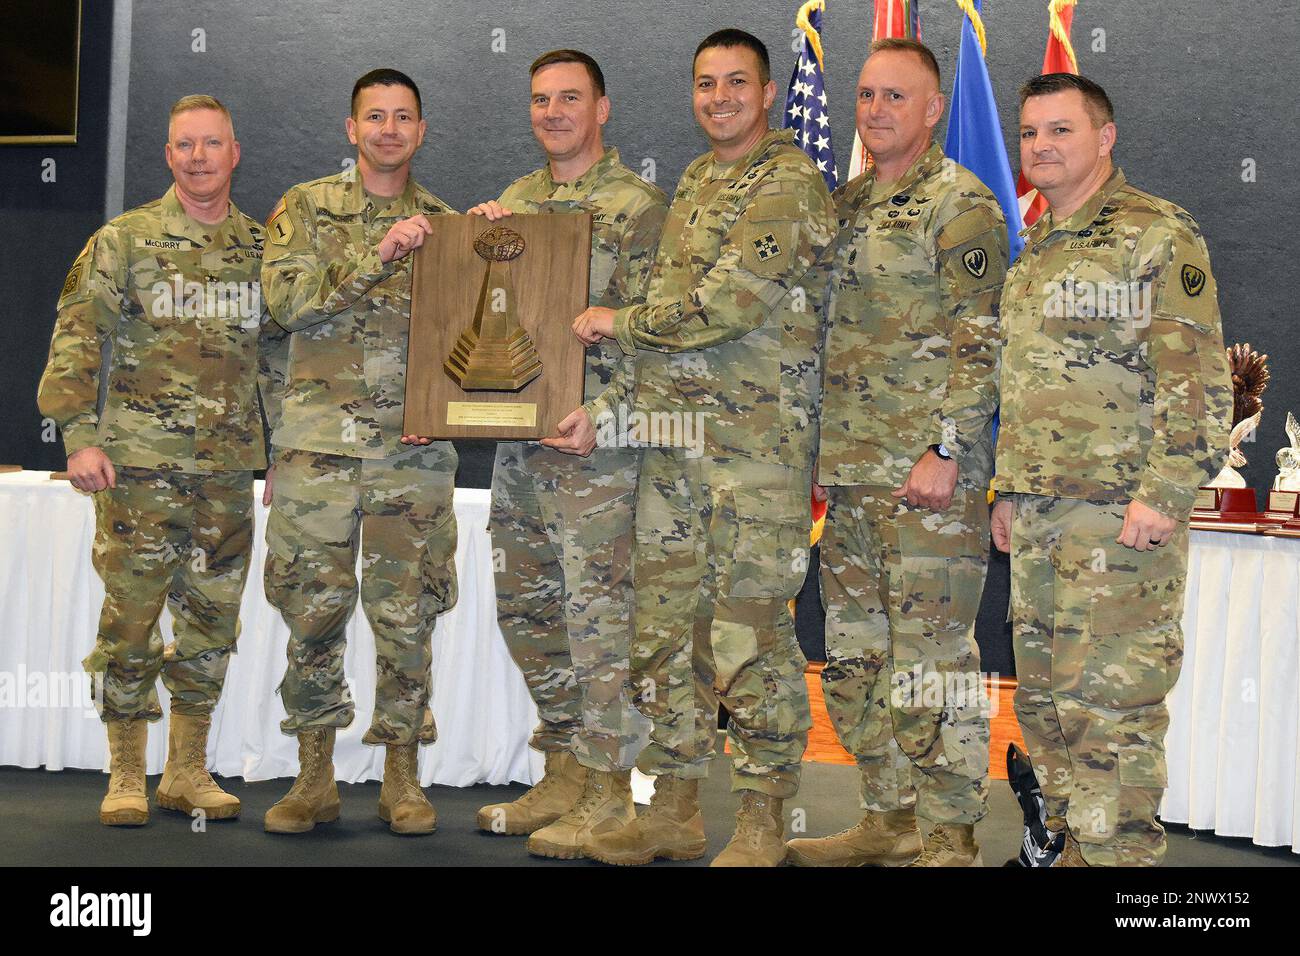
[954,0,989,57]
[795,0,828,68]
[1049,0,1080,72]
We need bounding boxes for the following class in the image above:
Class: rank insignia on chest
[1181,263,1206,296]
[752,233,781,261]
[962,247,988,278]
[890,194,909,206]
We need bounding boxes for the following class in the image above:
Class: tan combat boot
[264,727,340,834]
[100,719,149,826]
[476,750,586,835]
[785,808,922,866]
[711,791,786,867]
[1047,816,1089,867]
[906,822,983,866]
[526,767,635,859]
[378,742,436,835]
[156,713,240,819]
[582,775,706,866]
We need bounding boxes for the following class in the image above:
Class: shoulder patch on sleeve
[1180,263,1207,297]
[60,263,84,299]
[266,198,294,246]
[961,247,989,278]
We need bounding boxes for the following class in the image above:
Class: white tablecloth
[0,470,544,787]
[1162,529,1300,852]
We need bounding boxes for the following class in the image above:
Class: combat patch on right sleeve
[266,198,294,246]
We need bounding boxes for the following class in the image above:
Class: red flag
[1017,0,1080,226]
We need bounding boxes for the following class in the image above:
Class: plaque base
[1189,486,1259,533]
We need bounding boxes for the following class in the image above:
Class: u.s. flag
[784,0,837,191]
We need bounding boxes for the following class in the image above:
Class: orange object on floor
[798,663,1025,781]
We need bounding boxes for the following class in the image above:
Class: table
[1161,529,1300,853]
[0,471,543,787]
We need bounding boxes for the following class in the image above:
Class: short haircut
[694,28,770,85]
[351,68,422,118]
[1019,72,1114,127]
[169,94,232,133]
[869,37,942,89]
[530,49,606,97]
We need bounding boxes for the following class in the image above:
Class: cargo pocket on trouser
[890,546,989,815]
[1072,576,1184,847]
[716,486,811,778]
[263,511,307,618]
[419,508,460,622]
[725,487,810,602]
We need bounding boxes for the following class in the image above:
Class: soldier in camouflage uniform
[568,30,835,867]
[259,70,458,836]
[990,74,1232,866]
[787,39,1007,868]
[38,96,263,826]
[466,50,666,859]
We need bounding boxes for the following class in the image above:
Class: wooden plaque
[403,213,591,439]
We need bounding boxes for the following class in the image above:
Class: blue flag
[943,0,1024,263]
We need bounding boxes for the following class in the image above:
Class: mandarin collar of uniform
[869,141,945,205]
[546,146,621,199]
[710,127,793,179]
[363,172,421,219]
[1025,166,1127,242]
[160,184,231,245]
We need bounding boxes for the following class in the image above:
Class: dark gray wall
[0,0,116,471]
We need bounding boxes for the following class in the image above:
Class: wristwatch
[928,443,953,461]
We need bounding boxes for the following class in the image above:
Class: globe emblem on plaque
[445,225,543,391]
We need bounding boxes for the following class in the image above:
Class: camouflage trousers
[633,449,812,799]
[819,483,991,825]
[490,442,649,772]
[1009,494,1187,866]
[265,442,458,747]
[85,466,254,721]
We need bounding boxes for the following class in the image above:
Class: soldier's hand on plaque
[1117,499,1177,551]
[991,499,1013,553]
[378,215,434,264]
[573,306,615,345]
[400,435,434,446]
[891,448,958,511]
[67,446,116,493]
[262,465,275,506]
[540,408,597,457]
[466,201,512,222]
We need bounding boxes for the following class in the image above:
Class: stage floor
[3,748,1294,868]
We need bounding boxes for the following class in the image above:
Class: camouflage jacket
[38,186,267,472]
[259,166,452,459]
[820,143,1007,489]
[496,147,667,426]
[611,128,835,470]
[993,167,1233,518]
